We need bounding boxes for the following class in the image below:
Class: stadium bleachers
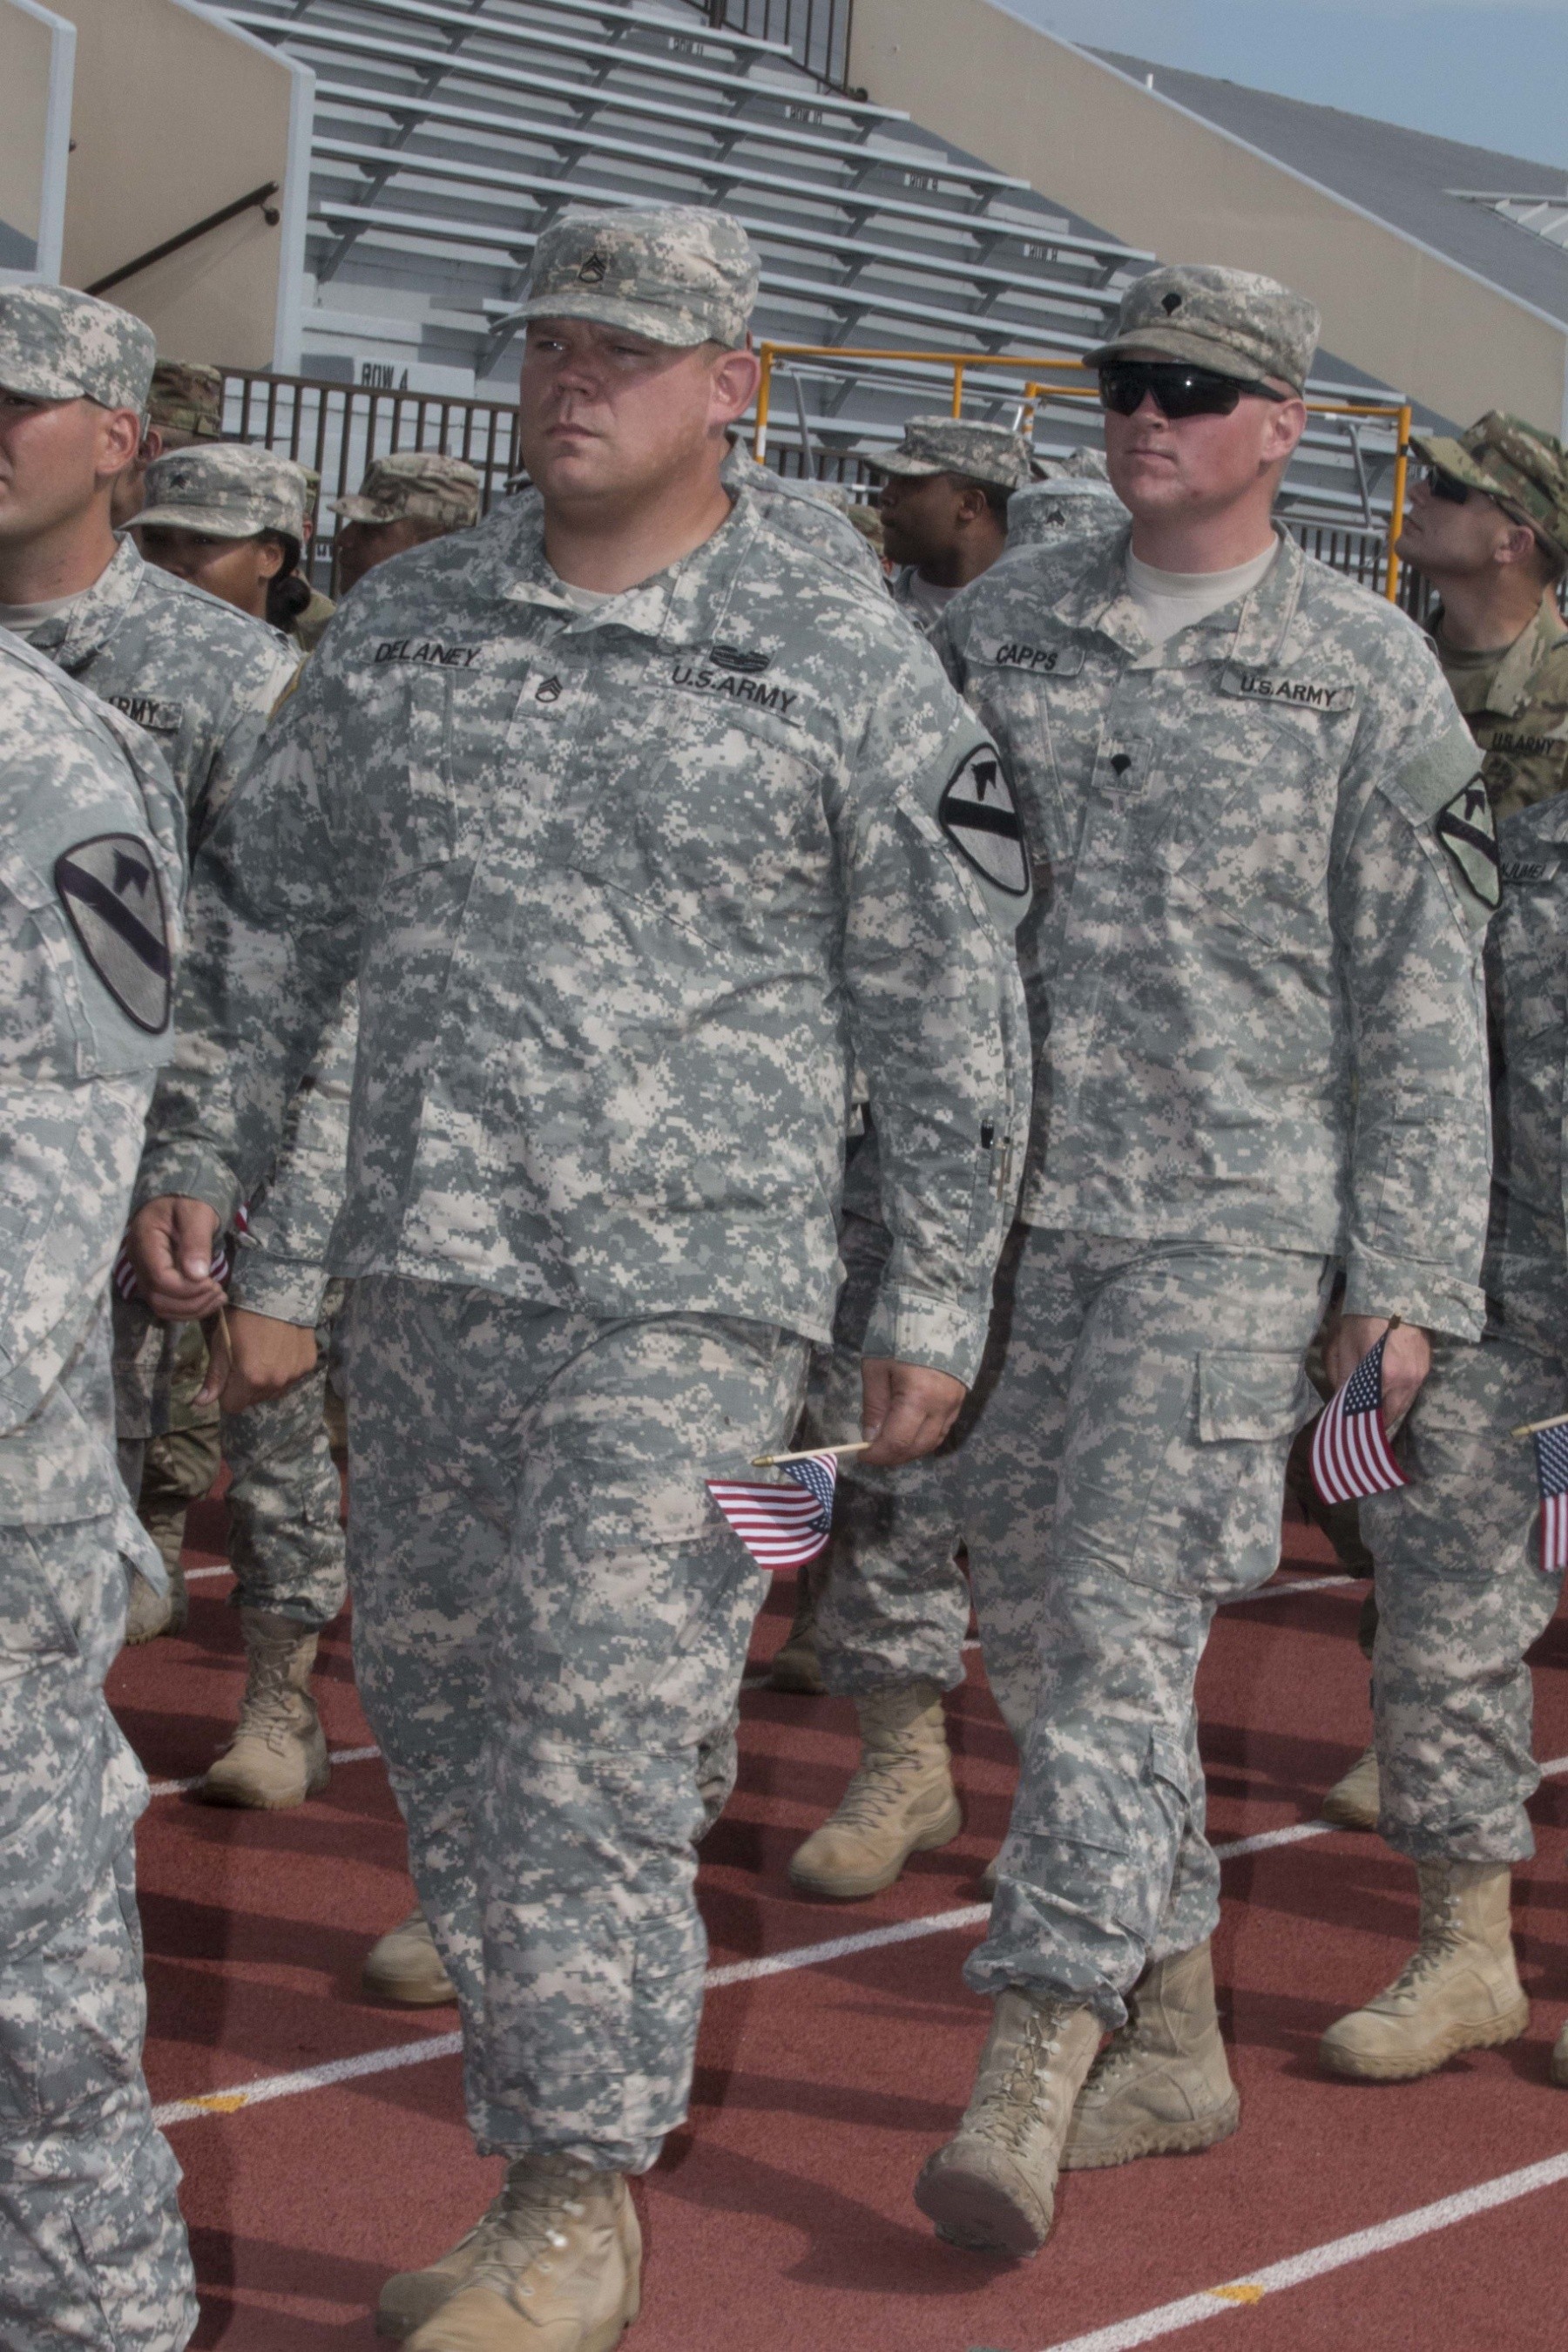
[208,0,1409,531]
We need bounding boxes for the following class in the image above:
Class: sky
[1005,1,1568,171]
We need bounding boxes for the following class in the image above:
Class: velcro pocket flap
[1198,1348,1316,1443]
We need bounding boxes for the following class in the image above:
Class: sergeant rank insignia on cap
[54,835,172,1032]
[578,250,609,284]
[938,746,1030,897]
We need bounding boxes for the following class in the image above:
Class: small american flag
[1533,1422,1568,1574]
[1310,1334,1409,1505]
[706,1451,838,1571]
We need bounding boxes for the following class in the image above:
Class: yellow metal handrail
[753,342,1413,601]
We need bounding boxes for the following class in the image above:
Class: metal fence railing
[222,360,1435,612]
[700,0,858,93]
[222,369,523,591]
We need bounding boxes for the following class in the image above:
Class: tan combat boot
[196,1610,330,1809]
[1320,1859,1529,2080]
[1321,1746,1381,1831]
[389,2157,639,2350]
[124,1561,187,1645]
[789,1680,961,1898]
[363,1909,456,2007]
[1061,1941,1239,2169]
[767,1576,826,1693]
[915,1990,1101,2255]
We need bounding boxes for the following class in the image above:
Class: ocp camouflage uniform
[135,467,1029,2170]
[0,631,195,2349]
[11,535,298,1513]
[1431,594,1568,822]
[1360,791,1568,1860]
[935,518,1494,2024]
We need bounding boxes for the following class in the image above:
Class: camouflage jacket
[13,536,299,851]
[0,630,185,1520]
[1483,794,1568,1348]
[1431,598,1568,823]
[227,983,358,1326]
[137,477,1031,1382]
[719,447,887,593]
[937,525,1495,1340]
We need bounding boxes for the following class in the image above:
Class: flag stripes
[706,1452,839,1571]
[1533,1422,1568,1574]
[1310,1334,1408,1506]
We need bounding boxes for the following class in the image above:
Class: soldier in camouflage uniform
[0,283,299,1646]
[872,415,1033,639]
[1320,416,1568,1835]
[1401,412,1568,824]
[332,449,482,592]
[134,442,315,638]
[0,627,195,2349]
[110,355,225,530]
[129,205,1028,2352]
[1321,787,1568,2089]
[904,265,1496,2261]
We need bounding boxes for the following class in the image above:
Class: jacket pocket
[1197,1348,1317,1443]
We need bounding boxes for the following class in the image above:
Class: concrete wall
[51,0,313,370]
[850,0,1568,436]
[0,0,73,280]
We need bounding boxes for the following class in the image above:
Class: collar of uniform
[1476,596,1568,718]
[1063,521,1304,668]
[23,533,142,666]
[497,481,760,647]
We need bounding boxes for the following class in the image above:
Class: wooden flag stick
[215,1303,233,1357]
[751,1439,874,1469]
[1511,1410,1568,1440]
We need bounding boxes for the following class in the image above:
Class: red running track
[109,1495,1568,2351]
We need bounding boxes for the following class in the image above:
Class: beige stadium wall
[0,0,73,280]
[849,0,1568,436]
[52,0,313,371]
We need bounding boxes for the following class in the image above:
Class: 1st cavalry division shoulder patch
[1435,779,1501,913]
[54,835,172,1032]
[937,745,1030,898]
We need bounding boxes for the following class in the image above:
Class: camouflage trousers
[801,1211,972,1699]
[1359,1326,1566,1864]
[0,1515,196,2349]
[341,1275,808,2172]
[220,1284,348,1628]
[953,1228,1328,2029]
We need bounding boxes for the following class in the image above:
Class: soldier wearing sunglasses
[1396,414,1568,823]
[901,265,1496,2259]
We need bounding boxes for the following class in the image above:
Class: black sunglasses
[1098,361,1291,420]
[1425,465,1472,504]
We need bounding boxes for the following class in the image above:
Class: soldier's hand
[860,1358,967,1465]
[126,1196,226,1321]
[199,1308,318,1413]
[1326,1315,1432,1433]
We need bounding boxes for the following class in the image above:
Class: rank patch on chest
[977,637,1085,677]
[1436,779,1501,911]
[54,835,172,1033]
[106,692,183,734]
[373,639,483,669]
[669,657,796,719]
[1221,666,1357,713]
[938,746,1030,898]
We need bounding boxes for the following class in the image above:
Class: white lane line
[143,1812,1360,2129]
[146,1743,381,1800]
[1035,2149,1568,2352]
[154,2031,463,2129]
[183,1565,231,1584]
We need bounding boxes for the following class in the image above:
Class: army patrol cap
[0,283,155,412]
[519,205,759,348]
[872,416,1033,492]
[1411,411,1568,561]
[135,443,310,540]
[1085,264,1320,395]
[334,449,483,529]
[149,359,224,440]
